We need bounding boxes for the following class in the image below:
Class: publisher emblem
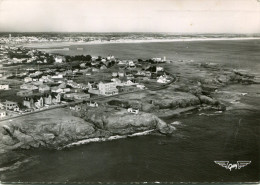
[214,161,251,171]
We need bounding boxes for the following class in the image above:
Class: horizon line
[0,31,259,35]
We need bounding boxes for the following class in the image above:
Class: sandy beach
[22,37,260,48]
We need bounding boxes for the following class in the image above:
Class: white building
[0,84,9,90]
[24,77,33,83]
[128,61,135,67]
[156,66,164,72]
[55,56,64,63]
[157,75,170,84]
[98,82,118,96]
[128,108,139,114]
[0,109,7,118]
[51,74,63,79]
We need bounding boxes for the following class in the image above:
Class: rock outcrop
[0,108,175,153]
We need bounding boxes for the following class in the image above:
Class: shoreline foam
[61,129,154,149]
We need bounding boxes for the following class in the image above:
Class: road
[0,70,176,123]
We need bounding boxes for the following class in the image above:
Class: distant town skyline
[0,0,259,33]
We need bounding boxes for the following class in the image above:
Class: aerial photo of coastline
[0,0,259,184]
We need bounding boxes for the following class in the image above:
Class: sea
[0,37,260,183]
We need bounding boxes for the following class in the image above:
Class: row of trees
[65,55,92,62]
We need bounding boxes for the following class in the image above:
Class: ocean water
[1,40,260,183]
[40,39,260,73]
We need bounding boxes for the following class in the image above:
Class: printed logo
[214,161,251,171]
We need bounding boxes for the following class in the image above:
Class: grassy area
[0,89,24,104]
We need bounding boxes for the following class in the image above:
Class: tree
[85,55,92,61]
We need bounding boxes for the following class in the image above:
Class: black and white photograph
[0,0,259,184]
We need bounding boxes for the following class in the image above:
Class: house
[118,60,128,66]
[51,86,64,93]
[128,108,139,114]
[17,90,33,97]
[136,71,146,77]
[112,72,118,77]
[128,61,136,68]
[88,81,99,90]
[44,94,52,105]
[39,76,53,83]
[51,74,63,79]
[30,71,43,77]
[156,66,164,72]
[64,93,74,99]
[0,102,4,109]
[157,75,170,83]
[0,84,9,90]
[87,101,98,107]
[39,84,50,93]
[23,97,34,109]
[32,81,43,86]
[70,88,83,93]
[55,56,64,63]
[0,110,7,118]
[152,58,162,62]
[122,80,137,86]
[3,101,19,111]
[98,82,118,96]
[100,65,107,70]
[107,55,115,60]
[52,93,61,104]
[67,81,79,88]
[63,88,71,93]
[91,56,98,61]
[118,71,125,77]
[78,83,88,90]
[111,78,122,84]
[20,84,38,90]
[80,63,86,68]
[92,67,100,72]
[136,84,146,90]
[70,105,82,111]
[34,97,44,109]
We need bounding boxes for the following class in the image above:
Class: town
[0,42,174,120]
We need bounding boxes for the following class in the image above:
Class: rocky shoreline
[0,62,257,157]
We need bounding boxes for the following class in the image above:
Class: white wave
[62,129,155,149]
[170,121,182,125]
[198,113,219,116]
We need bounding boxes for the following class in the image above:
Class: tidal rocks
[217,75,230,84]
[199,95,219,105]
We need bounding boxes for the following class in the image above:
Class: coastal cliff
[0,108,175,153]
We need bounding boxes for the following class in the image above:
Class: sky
[0,0,259,33]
